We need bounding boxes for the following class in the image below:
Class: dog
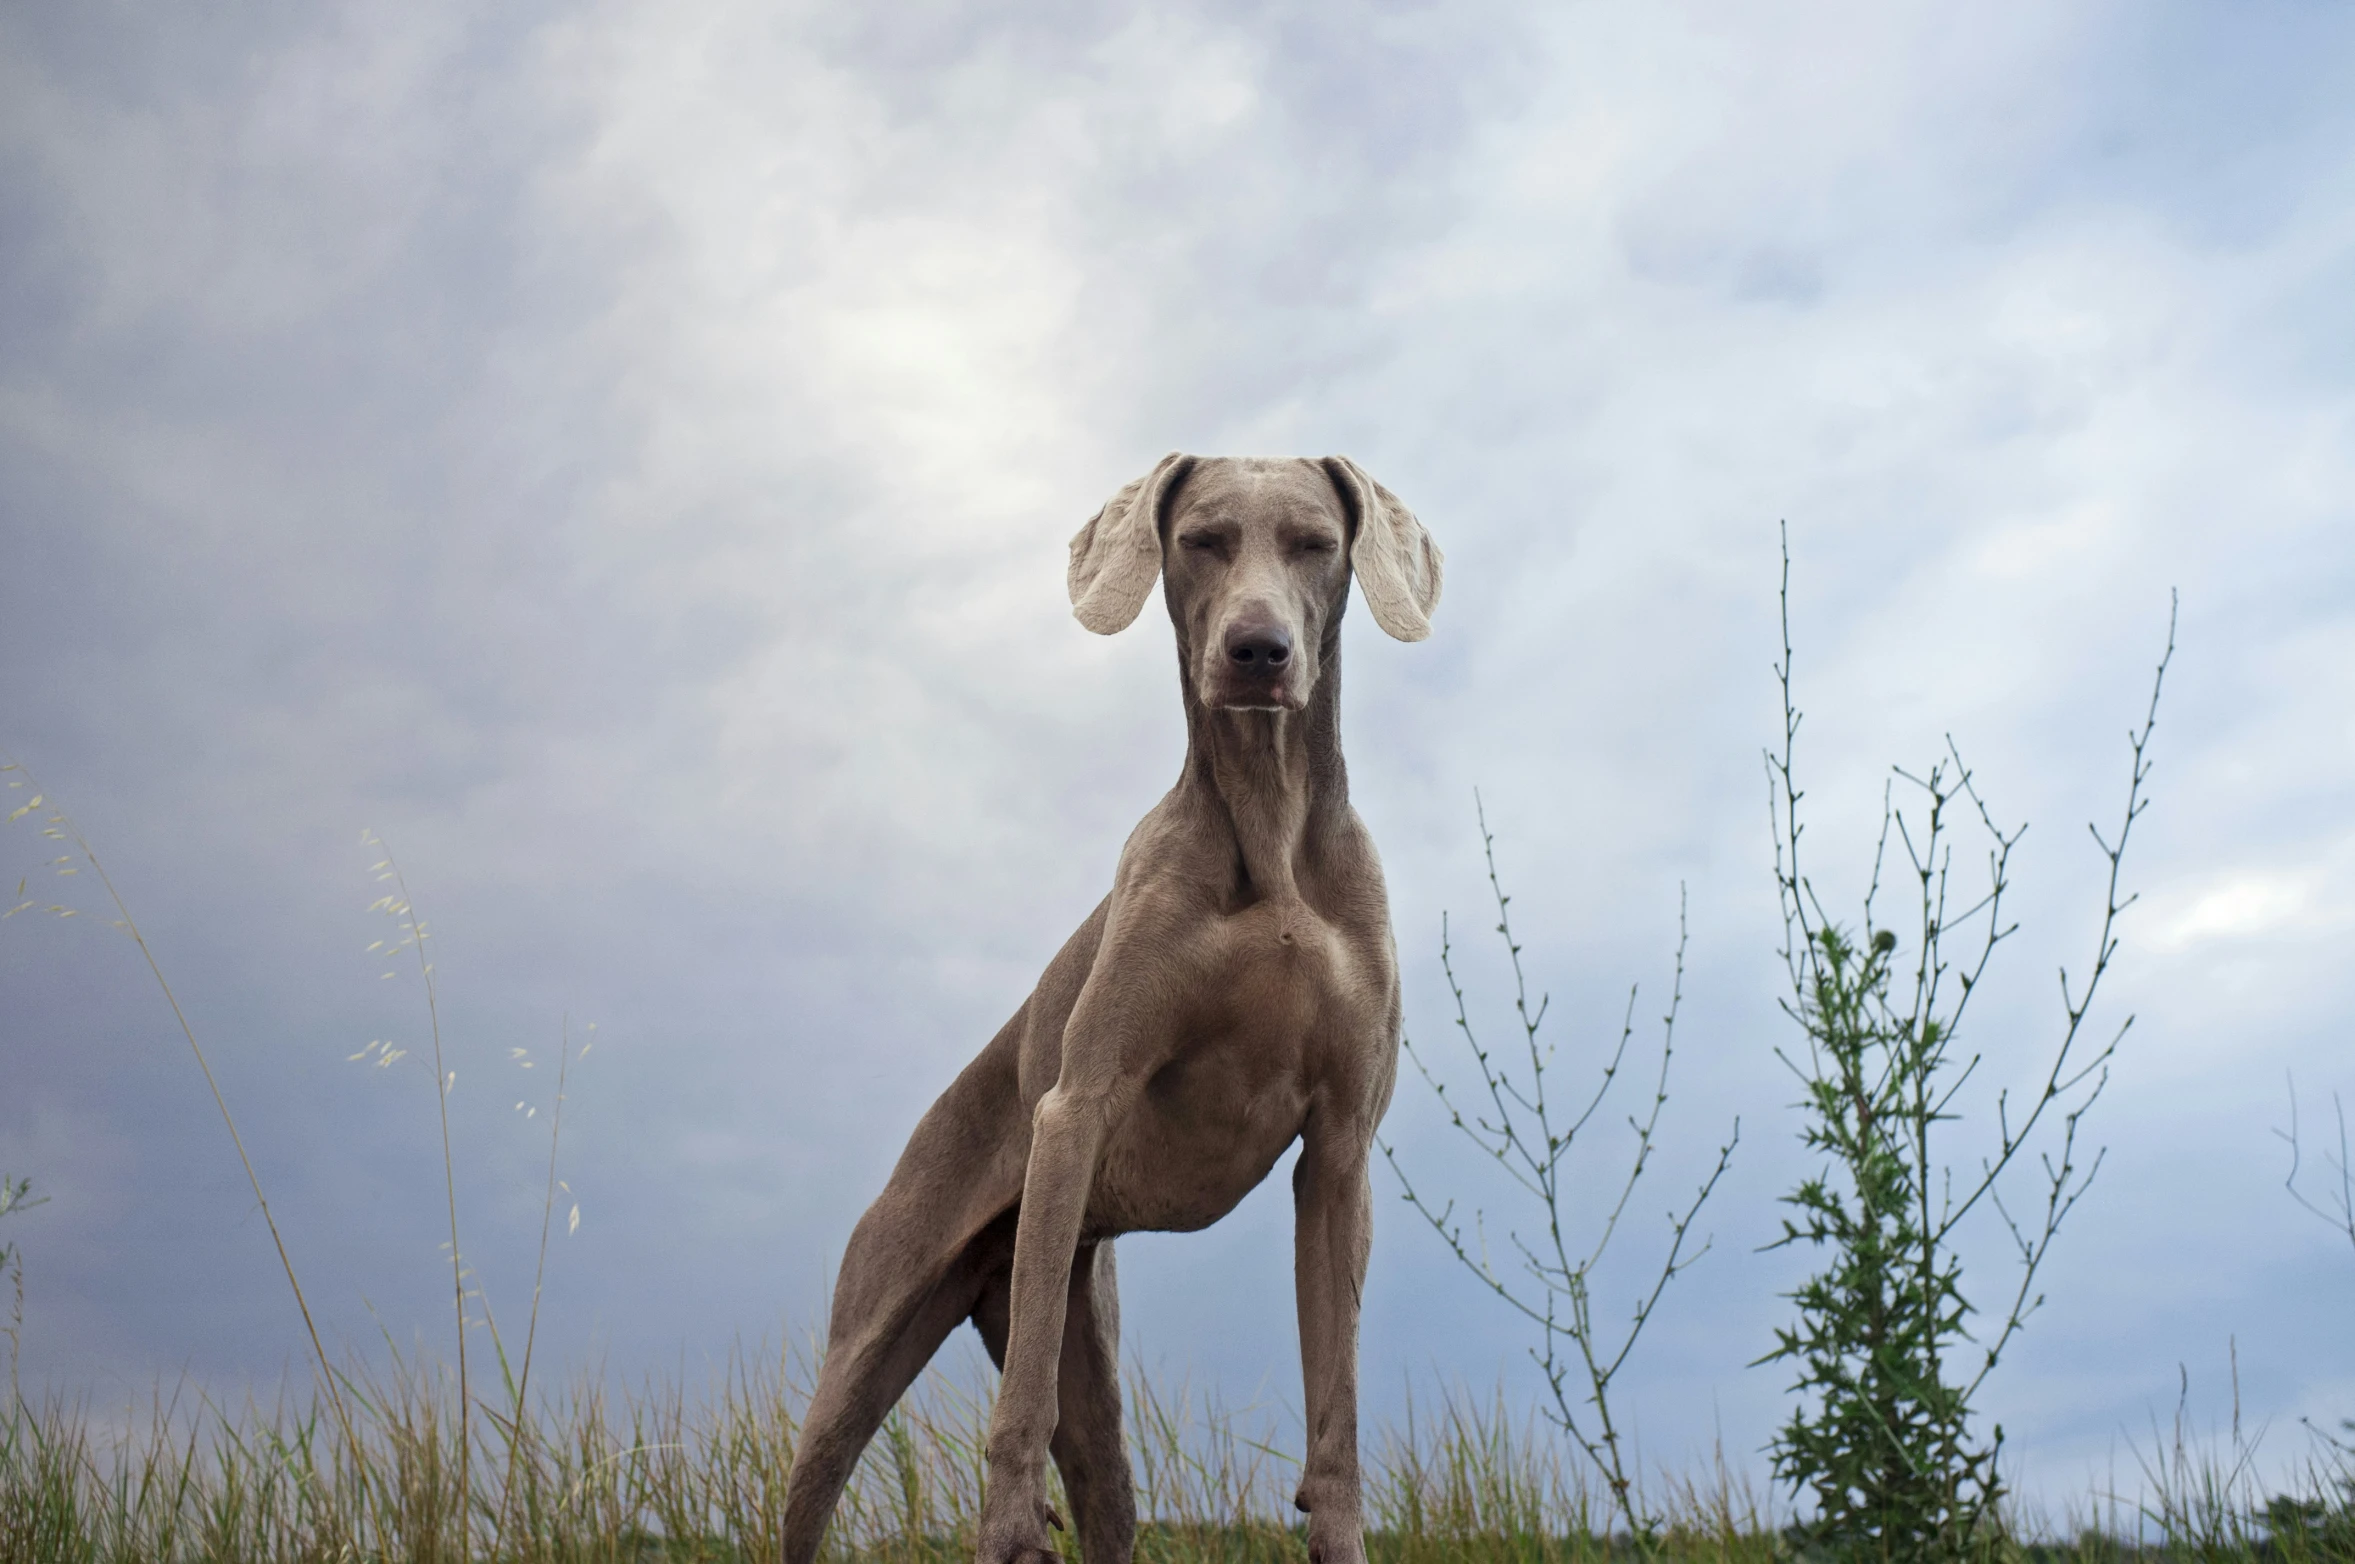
[779,453,1442,1564]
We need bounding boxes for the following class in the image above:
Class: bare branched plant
[1385,799,1739,1547]
[1759,537,2175,1560]
[2280,1080,2355,1262]
[2270,1079,2355,1551]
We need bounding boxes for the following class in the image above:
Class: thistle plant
[1759,542,2174,1561]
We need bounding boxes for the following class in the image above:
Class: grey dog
[778,454,1443,1564]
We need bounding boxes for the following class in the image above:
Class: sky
[3,0,2353,1526]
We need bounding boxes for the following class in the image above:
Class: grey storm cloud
[3,0,2353,1510]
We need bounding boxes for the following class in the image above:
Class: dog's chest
[1082,901,1387,1237]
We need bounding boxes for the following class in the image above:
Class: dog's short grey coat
[778,454,1443,1564]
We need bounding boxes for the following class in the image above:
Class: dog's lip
[1205,682,1304,712]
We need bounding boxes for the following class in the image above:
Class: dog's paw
[1303,1512,1366,1564]
[975,1492,1065,1564]
[975,1525,1060,1564]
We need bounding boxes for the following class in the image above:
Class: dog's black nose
[1225,622,1292,671]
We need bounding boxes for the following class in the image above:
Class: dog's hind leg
[781,1047,1029,1564]
[970,1240,1135,1564]
[780,1216,1003,1564]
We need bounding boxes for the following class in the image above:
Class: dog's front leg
[979,1073,1135,1564]
[1291,1106,1375,1564]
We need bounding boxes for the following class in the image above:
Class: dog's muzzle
[1210,618,1299,709]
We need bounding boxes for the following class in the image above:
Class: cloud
[4,0,2354,1515]
[2152,865,2341,952]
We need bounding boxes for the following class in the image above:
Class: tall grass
[10,1351,2350,1562]
[1,1349,1758,1564]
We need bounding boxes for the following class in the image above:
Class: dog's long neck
[1175,621,1349,915]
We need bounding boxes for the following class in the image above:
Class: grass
[0,1350,1739,1564]
[5,1349,2350,1562]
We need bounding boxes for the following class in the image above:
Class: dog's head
[1067,454,1443,711]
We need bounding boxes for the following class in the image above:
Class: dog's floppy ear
[1069,452,1196,634]
[1322,456,1444,642]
